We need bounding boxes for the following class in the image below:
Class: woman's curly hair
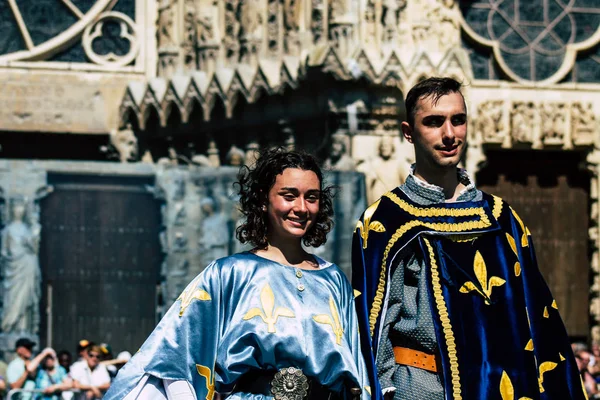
[235,148,335,249]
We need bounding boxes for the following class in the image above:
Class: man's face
[402,92,467,170]
[16,346,32,360]
[86,350,101,369]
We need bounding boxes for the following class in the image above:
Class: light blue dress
[105,252,371,399]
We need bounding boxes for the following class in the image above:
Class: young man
[352,77,586,400]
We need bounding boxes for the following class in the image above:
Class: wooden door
[39,174,162,355]
[477,150,590,339]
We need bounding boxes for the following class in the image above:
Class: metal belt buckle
[270,366,309,400]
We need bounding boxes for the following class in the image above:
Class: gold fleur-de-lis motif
[500,370,533,400]
[510,208,530,248]
[353,289,362,298]
[313,296,344,345]
[243,284,295,333]
[538,361,557,393]
[506,233,521,276]
[355,199,386,249]
[459,251,506,305]
[177,276,212,317]
[196,364,215,400]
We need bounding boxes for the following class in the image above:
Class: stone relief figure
[425,0,460,50]
[157,0,176,48]
[323,133,356,171]
[240,0,263,39]
[572,102,597,145]
[198,196,230,265]
[475,101,504,143]
[357,136,409,205]
[1,197,41,334]
[109,124,139,163]
[511,102,537,145]
[541,103,567,145]
[226,146,246,166]
[245,142,260,168]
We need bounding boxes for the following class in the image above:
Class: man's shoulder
[69,360,87,374]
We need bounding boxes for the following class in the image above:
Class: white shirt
[70,360,110,387]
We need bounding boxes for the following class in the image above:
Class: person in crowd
[352,77,586,399]
[105,149,371,399]
[70,345,111,399]
[575,349,599,397]
[57,351,72,374]
[7,338,55,400]
[34,352,72,400]
[75,340,92,363]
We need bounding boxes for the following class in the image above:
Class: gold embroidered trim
[368,217,493,336]
[384,192,490,222]
[424,238,462,400]
[492,195,504,219]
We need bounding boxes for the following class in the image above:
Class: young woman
[105,149,371,399]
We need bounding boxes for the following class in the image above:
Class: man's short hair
[404,77,465,127]
[15,338,35,350]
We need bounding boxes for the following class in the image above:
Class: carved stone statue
[475,101,504,143]
[240,0,263,39]
[357,136,409,205]
[323,133,355,171]
[157,0,176,48]
[245,142,260,168]
[541,102,567,145]
[226,146,246,166]
[572,102,597,145]
[1,198,41,334]
[109,124,139,163]
[511,102,537,145]
[198,196,230,265]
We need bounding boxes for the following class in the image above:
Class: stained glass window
[461,0,600,82]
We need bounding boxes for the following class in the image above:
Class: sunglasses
[88,353,101,359]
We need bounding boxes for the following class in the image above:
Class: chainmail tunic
[376,169,481,400]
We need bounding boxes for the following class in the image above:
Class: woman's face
[43,355,55,369]
[266,168,320,241]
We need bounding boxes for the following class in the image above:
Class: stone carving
[424,0,459,51]
[311,0,325,43]
[267,0,280,54]
[541,102,567,146]
[510,102,538,145]
[323,133,355,171]
[224,0,241,63]
[245,142,260,168]
[157,0,176,49]
[283,0,300,54]
[475,101,505,144]
[182,0,198,70]
[572,102,597,146]
[330,0,349,21]
[357,136,409,205]
[1,197,41,334]
[226,146,246,166]
[107,124,139,163]
[198,196,230,265]
[382,0,404,43]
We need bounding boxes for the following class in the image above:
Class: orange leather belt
[393,346,438,373]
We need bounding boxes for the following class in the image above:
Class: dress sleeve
[104,261,223,400]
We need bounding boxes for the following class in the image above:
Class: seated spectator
[70,345,110,400]
[7,338,54,400]
[57,351,72,374]
[76,341,92,363]
[100,351,131,382]
[575,349,599,397]
[34,353,72,400]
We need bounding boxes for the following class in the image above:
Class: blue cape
[352,187,586,400]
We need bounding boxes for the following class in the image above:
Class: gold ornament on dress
[196,364,215,400]
[313,296,344,345]
[243,284,295,333]
[177,275,212,317]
